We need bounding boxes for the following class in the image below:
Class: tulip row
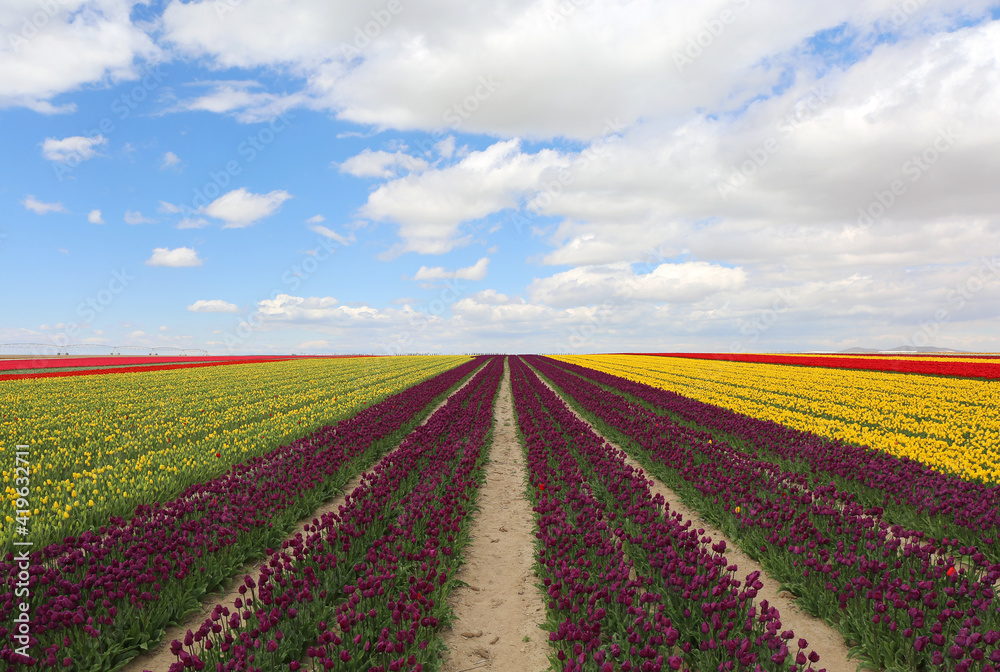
[0,356,246,372]
[546,356,1000,564]
[0,358,298,381]
[529,356,1000,671]
[628,353,1000,380]
[558,354,1000,484]
[3,355,468,550]
[0,356,487,671]
[168,355,505,672]
[508,356,822,672]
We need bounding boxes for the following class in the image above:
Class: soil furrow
[440,358,550,672]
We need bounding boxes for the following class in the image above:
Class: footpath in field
[120,363,487,672]
[440,359,550,672]
[529,364,856,672]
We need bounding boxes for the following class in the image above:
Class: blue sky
[3,0,1000,354]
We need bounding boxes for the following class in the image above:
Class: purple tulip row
[508,356,822,672]
[166,355,505,672]
[527,355,1000,672]
[542,357,1000,560]
[0,357,487,671]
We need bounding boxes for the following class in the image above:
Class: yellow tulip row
[1,356,469,548]
[556,354,1000,485]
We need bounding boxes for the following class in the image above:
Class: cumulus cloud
[203,188,292,228]
[161,151,181,168]
[413,257,490,281]
[88,209,104,224]
[338,149,428,178]
[187,299,239,312]
[22,195,67,214]
[177,217,210,229]
[255,294,391,323]
[40,135,107,163]
[146,247,203,267]
[0,0,161,112]
[124,210,155,225]
[528,262,747,308]
[361,139,566,257]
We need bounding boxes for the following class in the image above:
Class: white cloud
[146,247,203,267]
[22,195,67,214]
[187,299,239,313]
[0,1,161,113]
[435,136,456,159]
[298,339,332,350]
[128,330,146,339]
[305,214,325,224]
[362,139,566,257]
[157,0,995,140]
[338,149,428,178]
[203,188,292,228]
[413,257,490,281]
[124,210,155,225]
[177,217,210,229]
[40,135,107,163]
[161,151,181,168]
[88,209,104,224]
[528,262,746,308]
[308,224,353,246]
[170,80,303,122]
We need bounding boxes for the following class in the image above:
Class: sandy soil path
[121,369,483,672]
[534,372,861,672]
[439,359,551,672]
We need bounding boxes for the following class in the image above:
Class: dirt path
[121,370,483,672]
[439,359,551,672]
[533,374,860,672]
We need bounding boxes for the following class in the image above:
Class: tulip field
[3,353,1000,672]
